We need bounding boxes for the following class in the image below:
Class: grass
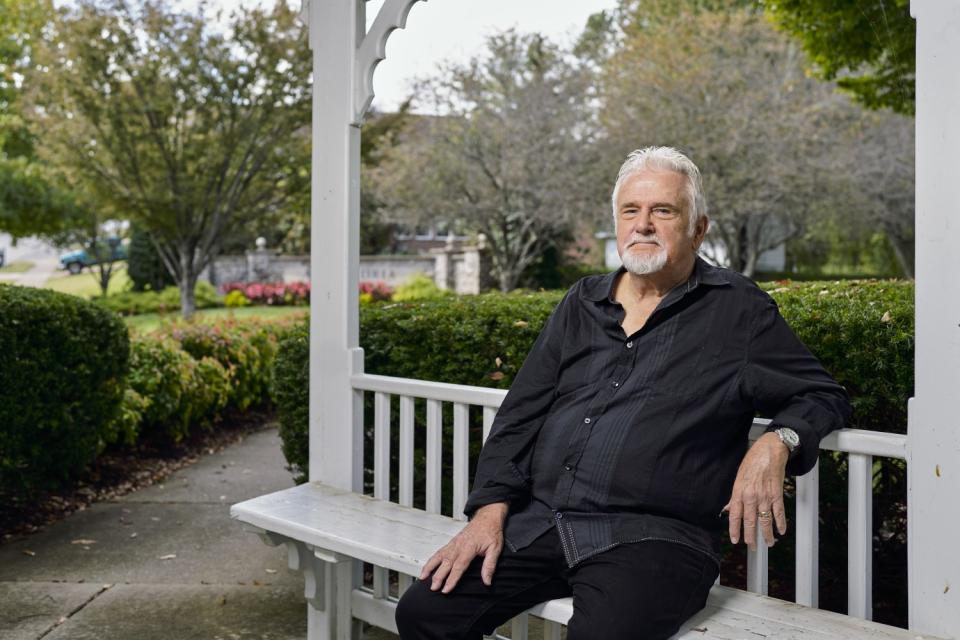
[125,305,307,334]
[0,260,35,273]
[44,264,133,298]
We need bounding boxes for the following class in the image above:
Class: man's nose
[629,209,655,232]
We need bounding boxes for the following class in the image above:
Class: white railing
[350,372,907,636]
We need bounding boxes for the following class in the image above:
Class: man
[395,146,851,639]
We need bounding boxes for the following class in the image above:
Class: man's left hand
[722,432,790,550]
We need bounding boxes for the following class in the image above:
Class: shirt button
[583,417,591,424]
[564,464,572,471]
[626,341,633,348]
[612,381,620,387]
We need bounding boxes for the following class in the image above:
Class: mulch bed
[0,408,280,544]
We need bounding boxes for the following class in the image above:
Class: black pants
[395,527,719,640]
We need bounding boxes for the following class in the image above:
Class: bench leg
[306,548,360,640]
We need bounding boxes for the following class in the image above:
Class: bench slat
[232,482,944,640]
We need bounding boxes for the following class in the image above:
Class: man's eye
[653,209,677,218]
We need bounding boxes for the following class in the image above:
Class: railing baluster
[426,399,443,514]
[542,620,562,640]
[373,392,391,599]
[848,452,873,620]
[511,614,529,640]
[746,527,769,595]
[483,406,497,443]
[795,460,819,607]
[453,402,470,521]
[398,395,415,595]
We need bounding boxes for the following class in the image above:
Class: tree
[370,31,604,291]
[598,2,860,277]
[764,0,915,115]
[0,0,81,239]
[27,0,311,317]
[128,223,176,291]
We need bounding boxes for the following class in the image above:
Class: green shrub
[164,318,286,411]
[274,323,310,482]
[275,279,913,484]
[392,273,452,302]
[127,336,203,442]
[95,281,222,316]
[127,225,176,292]
[0,284,129,495]
[224,290,250,307]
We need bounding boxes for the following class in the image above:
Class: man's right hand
[418,501,509,594]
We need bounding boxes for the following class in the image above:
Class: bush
[165,319,286,411]
[95,281,222,316]
[127,225,176,292]
[359,280,394,304]
[224,290,250,307]
[391,273,449,302]
[274,323,310,482]
[220,281,310,306]
[275,279,913,485]
[0,284,129,495]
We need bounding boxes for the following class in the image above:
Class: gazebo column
[908,2,960,637]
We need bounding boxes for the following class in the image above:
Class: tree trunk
[179,252,198,320]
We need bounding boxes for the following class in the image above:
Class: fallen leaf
[150,517,160,522]
[130,532,138,539]
[158,554,177,560]
[265,569,277,574]
[253,579,262,586]
[495,357,503,367]
[71,539,96,545]
[218,595,227,606]
[22,550,36,557]
[488,371,505,381]
[881,311,892,323]
[513,320,528,328]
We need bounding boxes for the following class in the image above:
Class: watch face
[779,428,800,449]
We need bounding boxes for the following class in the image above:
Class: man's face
[615,169,704,276]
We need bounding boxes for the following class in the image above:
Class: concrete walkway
[0,427,316,639]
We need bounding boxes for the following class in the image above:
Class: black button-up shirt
[463,257,852,569]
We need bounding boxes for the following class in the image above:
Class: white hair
[610,146,708,236]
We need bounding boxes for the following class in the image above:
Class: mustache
[625,234,662,248]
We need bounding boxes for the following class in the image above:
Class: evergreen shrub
[0,284,129,495]
[95,281,222,316]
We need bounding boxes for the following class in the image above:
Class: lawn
[45,264,132,298]
[0,260,35,273]
[125,305,307,334]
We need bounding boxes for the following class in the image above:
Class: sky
[192,0,620,111]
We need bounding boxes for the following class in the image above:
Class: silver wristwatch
[774,427,800,458]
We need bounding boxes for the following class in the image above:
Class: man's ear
[692,216,709,249]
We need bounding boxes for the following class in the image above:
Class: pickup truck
[59,238,128,274]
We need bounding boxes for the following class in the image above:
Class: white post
[908,2,960,637]
[310,0,364,493]
[309,1,364,637]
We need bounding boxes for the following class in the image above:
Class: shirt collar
[581,255,731,303]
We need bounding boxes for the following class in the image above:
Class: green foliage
[166,319,286,411]
[0,284,129,495]
[29,0,312,317]
[275,279,913,486]
[391,273,452,303]
[764,0,915,115]
[224,290,250,307]
[273,324,310,482]
[127,225,176,292]
[95,282,222,316]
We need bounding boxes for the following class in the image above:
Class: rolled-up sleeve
[742,295,852,477]
[463,288,573,518]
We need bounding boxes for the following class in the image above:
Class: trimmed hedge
[0,284,129,495]
[275,279,913,481]
[94,281,222,316]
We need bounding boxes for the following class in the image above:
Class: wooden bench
[231,482,945,640]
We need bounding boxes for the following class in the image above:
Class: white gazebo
[231,1,960,639]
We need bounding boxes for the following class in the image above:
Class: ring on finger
[758,510,772,519]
